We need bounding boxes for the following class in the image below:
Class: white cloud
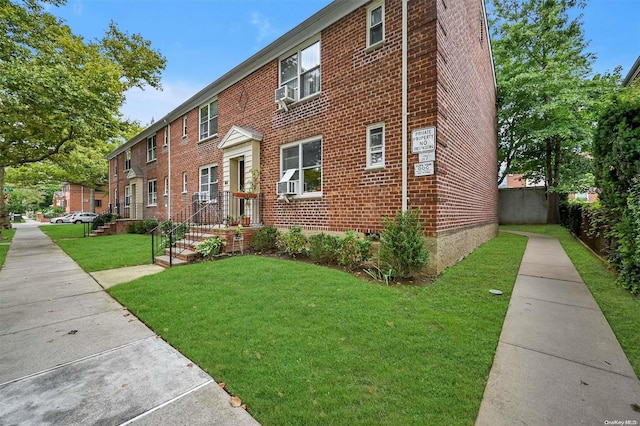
[71,0,83,15]
[250,12,278,43]
[121,80,203,127]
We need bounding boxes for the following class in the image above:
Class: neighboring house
[622,55,640,87]
[502,173,598,203]
[52,182,107,214]
[107,0,498,273]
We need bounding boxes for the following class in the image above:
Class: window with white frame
[199,165,219,202]
[279,39,321,101]
[163,127,168,146]
[367,123,385,169]
[147,135,157,161]
[199,100,218,140]
[367,1,384,47]
[124,186,130,207]
[148,179,157,206]
[280,138,322,194]
[164,176,169,195]
[182,172,188,193]
[114,157,118,176]
[182,116,188,137]
[125,150,131,170]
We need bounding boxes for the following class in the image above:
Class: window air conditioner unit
[276,181,297,195]
[195,192,210,202]
[275,86,296,104]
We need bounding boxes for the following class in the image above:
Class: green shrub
[92,212,118,230]
[251,226,280,252]
[380,209,429,278]
[195,236,226,258]
[278,227,308,257]
[308,233,340,264]
[126,218,160,234]
[337,231,372,270]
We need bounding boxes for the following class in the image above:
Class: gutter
[402,0,408,212]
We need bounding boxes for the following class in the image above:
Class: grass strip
[0,228,17,269]
[108,232,526,425]
[41,225,152,272]
[501,225,640,378]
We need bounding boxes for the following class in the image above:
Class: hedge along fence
[559,201,611,259]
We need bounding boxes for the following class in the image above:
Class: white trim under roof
[218,126,264,150]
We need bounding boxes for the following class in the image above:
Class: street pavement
[0,222,260,425]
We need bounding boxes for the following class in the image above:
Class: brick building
[107,0,498,273]
[52,182,107,214]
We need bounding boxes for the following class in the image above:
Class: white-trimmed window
[147,135,157,162]
[367,123,385,169]
[124,186,130,207]
[199,165,219,202]
[182,172,188,193]
[199,100,218,140]
[163,127,168,146]
[280,137,322,195]
[279,39,321,101]
[124,150,131,171]
[164,176,169,196]
[367,1,384,47]
[114,157,118,176]
[182,116,188,137]
[147,179,157,206]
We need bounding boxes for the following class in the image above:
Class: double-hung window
[182,116,188,137]
[367,1,384,47]
[182,172,188,193]
[124,150,131,171]
[147,179,157,206]
[367,123,385,169]
[199,100,218,140]
[147,135,157,162]
[124,186,131,207]
[280,138,322,195]
[164,176,169,196]
[114,158,118,176]
[199,165,219,202]
[279,40,321,101]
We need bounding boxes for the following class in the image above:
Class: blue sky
[49,0,640,126]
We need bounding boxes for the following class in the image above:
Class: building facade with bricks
[52,183,108,214]
[107,0,498,273]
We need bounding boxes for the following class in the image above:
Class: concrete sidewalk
[476,232,640,425]
[0,223,260,425]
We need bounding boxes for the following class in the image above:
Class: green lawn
[0,228,17,269]
[108,232,527,425]
[501,225,640,378]
[40,224,152,272]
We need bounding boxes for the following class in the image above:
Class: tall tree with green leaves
[490,0,616,223]
[0,0,165,230]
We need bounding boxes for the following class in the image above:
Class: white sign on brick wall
[411,127,436,153]
[418,151,435,162]
[414,161,434,176]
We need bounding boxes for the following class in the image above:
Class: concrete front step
[154,255,189,268]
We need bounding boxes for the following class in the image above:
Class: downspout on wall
[166,122,171,219]
[401,0,408,212]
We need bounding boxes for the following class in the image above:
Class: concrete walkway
[476,232,640,425]
[0,223,260,425]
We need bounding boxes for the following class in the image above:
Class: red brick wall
[433,0,498,234]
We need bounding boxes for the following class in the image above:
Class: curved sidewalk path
[476,232,640,425]
[0,223,259,425]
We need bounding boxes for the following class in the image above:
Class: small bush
[380,209,429,278]
[278,227,308,257]
[308,233,340,264]
[251,226,280,252]
[126,218,159,234]
[195,236,226,258]
[92,212,118,230]
[338,231,372,270]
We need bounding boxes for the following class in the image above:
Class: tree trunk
[547,191,560,224]
[0,167,10,233]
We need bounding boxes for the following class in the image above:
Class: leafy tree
[490,0,617,223]
[0,0,165,230]
[593,87,640,293]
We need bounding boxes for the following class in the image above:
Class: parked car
[69,212,97,224]
[50,213,75,224]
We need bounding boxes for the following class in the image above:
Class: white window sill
[198,134,218,144]
[365,39,385,53]
[276,92,321,111]
[365,165,385,171]
[293,192,323,200]
[146,204,158,208]
[147,159,157,164]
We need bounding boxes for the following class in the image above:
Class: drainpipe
[166,121,171,219]
[401,0,408,212]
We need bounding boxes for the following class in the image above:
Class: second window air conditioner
[275,86,296,104]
